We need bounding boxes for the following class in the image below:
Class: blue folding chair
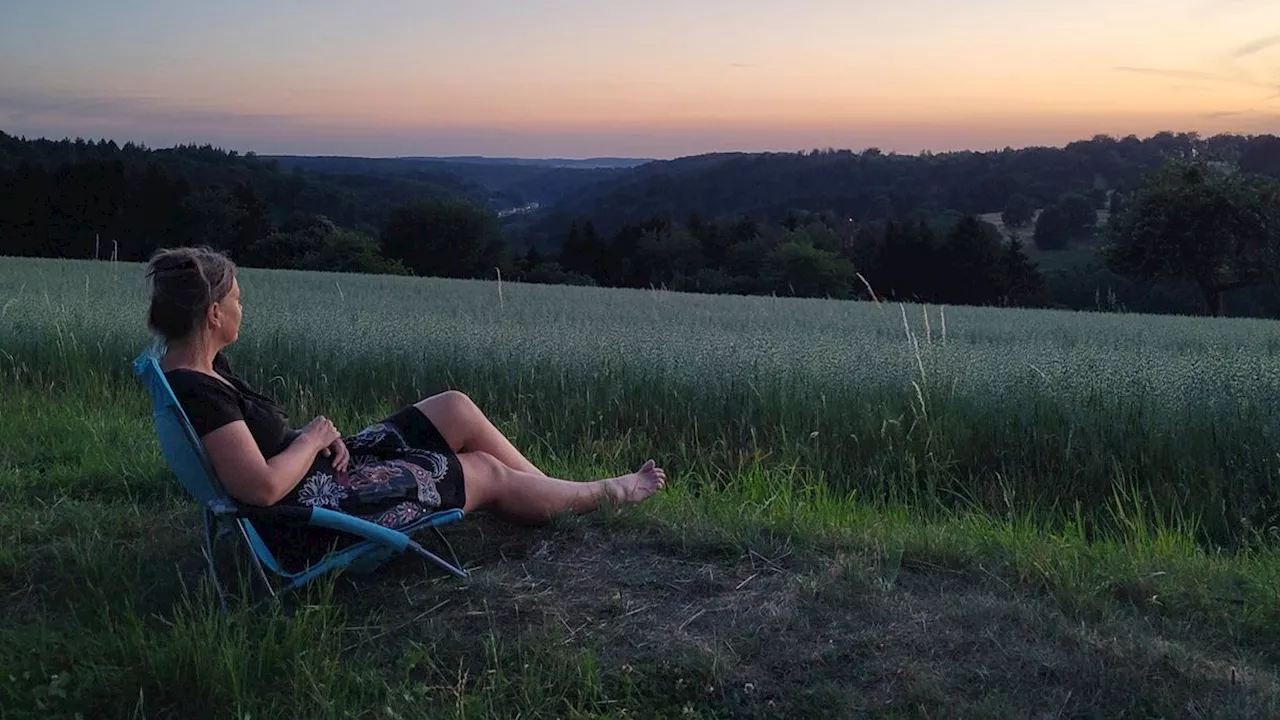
[131,343,468,610]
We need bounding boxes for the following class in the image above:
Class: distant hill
[0,131,489,231]
[264,155,645,210]
[522,133,1280,244]
[402,156,654,170]
[0,131,512,264]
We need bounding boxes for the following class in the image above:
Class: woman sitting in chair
[148,246,665,539]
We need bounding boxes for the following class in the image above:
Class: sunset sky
[2,0,1278,158]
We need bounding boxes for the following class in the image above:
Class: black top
[165,353,301,459]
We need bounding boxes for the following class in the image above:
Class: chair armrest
[304,507,412,551]
[208,500,463,553]
[210,500,407,550]
[416,508,465,528]
[306,508,467,548]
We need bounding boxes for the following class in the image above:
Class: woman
[148,247,664,559]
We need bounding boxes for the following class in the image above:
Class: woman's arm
[201,416,341,506]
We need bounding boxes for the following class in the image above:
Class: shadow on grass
[3,504,1278,719]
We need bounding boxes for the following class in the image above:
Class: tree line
[526,211,1047,307]
[3,131,1280,317]
[523,132,1280,244]
[0,132,489,258]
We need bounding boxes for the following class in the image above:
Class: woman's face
[212,276,243,345]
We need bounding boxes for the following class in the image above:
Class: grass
[3,256,1280,716]
[7,257,1280,547]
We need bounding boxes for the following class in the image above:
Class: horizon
[3,1,1278,159]
[1,126,1260,163]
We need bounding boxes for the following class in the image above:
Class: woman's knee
[458,450,508,510]
[419,389,473,417]
[442,389,475,411]
[417,390,480,449]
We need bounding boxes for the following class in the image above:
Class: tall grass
[3,256,1279,548]
[6,255,1280,716]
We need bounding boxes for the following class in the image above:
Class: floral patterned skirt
[256,406,466,570]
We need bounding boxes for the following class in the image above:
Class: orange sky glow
[2,0,1278,157]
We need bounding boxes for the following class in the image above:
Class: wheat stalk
[900,303,926,383]
[855,272,881,307]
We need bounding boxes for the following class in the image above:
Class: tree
[1033,205,1070,251]
[521,246,543,274]
[1057,193,1097,238]
[242,215,336,269]
[873,220,936,301]
[633,224,702,287]
[179,186,245,252]
[1000,238,1048,306]
[0,162,52,257]
[762,240,854,298]
[1087,187,1109,210]
[230,183,272,260]
[936,215,1007,305]
[691,216,734,268]
[1239,136,1280,179]
[559,220,606,280]
[524,261,596,286]
[1104,159,1280,316]
[868,194,896,222]
[380,198,507,279]
[298,228,409,275]
[1001,194,1034,229]
[244,215,409,274]
[1109,187,1125,217]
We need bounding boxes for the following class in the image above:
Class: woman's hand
[324,438,351,473]
[300,416,341,453]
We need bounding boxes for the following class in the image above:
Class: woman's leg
[458,451,665,524]
[415,391,546,476]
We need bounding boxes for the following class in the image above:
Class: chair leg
[431,525,468,579]
[203,510,230,615]
[235,520,279,603]
[202,513,467,613]
[407,540,468,579]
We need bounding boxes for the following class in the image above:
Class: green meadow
[3,256,1278,718]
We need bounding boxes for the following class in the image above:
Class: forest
[4,129,1280,316]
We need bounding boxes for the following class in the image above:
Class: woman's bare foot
[605,460,666,504]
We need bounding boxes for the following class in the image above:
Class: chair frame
[132,343,468,611]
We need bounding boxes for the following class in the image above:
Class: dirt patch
[331,514,1280,718]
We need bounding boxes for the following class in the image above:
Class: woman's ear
[207,299,222,330]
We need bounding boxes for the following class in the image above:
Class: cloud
[1198,0,1263,12]
[1231,35,1280,59]
[0,87,304,133]
[1114,62,1280,100]
[0,86,714,157]
[1112,66,1219,80]
[729,62,757,69]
